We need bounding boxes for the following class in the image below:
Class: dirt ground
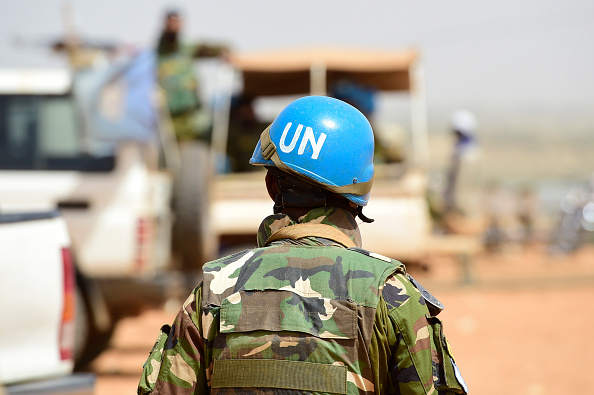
[89,243,594,395]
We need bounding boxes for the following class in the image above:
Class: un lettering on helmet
[279,123,327,160]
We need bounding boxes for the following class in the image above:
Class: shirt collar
[257,206,362,248]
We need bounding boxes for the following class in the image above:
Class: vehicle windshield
[0,95,114,171]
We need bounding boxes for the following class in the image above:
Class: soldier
[156,10,229,142]
[138,96,468,395]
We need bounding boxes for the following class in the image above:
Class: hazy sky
[1,0,593,133]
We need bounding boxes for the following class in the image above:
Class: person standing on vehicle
[156,10,229,142]
[138,96,468,395]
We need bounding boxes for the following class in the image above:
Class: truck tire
[171,141,218,271]
[74,277,115,369]
[74,287,89,365]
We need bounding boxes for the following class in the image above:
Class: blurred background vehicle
[0,46,212,367]
[209,47,484,264]
[0,210,95,394]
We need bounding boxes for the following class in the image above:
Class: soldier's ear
[265,171,279,202]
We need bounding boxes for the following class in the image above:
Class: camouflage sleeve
[381,273,468,395]
[138,285,207,395]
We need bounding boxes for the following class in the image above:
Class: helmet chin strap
[355,206,374,223]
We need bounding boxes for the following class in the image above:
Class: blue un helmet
[250,95,375,207]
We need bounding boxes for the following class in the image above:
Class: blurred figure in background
[156,9,230,271]
[156,9,229,142]
[443,110,479,215]
[429,110,482,236]
[549,176,594,255]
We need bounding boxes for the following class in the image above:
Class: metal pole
[211,63,234,161]
[310,60,327,96]
[410,60,429,169]
[155,88,182,172]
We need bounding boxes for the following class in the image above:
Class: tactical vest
[201,243,404,395]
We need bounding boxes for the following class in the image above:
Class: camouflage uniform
[157,36,227,141]
[138,207,468,395]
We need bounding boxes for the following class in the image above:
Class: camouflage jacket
[157,39,227,116]
[138,207,468,395]
[157,48,200,115]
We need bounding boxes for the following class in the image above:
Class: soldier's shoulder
[203,248,258,268]
[382,271,445,316]
[347,247,404,267]
[347,248,446,315]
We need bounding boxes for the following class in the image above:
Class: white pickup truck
[0,65,198,366]
[0,210,95,394]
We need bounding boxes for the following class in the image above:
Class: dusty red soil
[90,244,594,395]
